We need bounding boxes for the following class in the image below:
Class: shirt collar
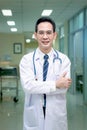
[37,47,54,60]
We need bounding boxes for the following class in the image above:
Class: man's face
[34,22,57,53]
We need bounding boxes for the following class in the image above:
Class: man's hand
[56,72,72,89]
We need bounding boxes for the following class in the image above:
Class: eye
[38,31,44,35]
[46,31,53,35]
[37,30,53,36]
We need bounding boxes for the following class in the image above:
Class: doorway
[69,30,83,94]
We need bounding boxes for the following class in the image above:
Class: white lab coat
[19,48,71,130]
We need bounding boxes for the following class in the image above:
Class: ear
[34,32,37,40]
[54,32,58,40]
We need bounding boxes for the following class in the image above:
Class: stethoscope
[33,49,62,79]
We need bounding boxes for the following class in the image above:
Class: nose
[43,32,48,38]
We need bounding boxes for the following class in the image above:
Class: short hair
[35,17,56,32]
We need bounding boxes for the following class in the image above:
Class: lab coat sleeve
[50,55,71,95]
[19,54,56,94]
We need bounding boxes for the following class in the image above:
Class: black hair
[35,17,56,32]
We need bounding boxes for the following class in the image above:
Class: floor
[67,92,87,130]
[0,80,87,130]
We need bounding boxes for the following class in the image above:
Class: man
[19,17,72,130]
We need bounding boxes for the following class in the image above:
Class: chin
[43,44,50,49]
[42,43,50,47]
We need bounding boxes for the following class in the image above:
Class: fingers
[56,72,72,89]
[66,79,72,88]
[62,72,67,77]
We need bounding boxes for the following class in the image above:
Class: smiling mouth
[42,41,49,44]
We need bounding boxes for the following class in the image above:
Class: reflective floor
[67,92,87,130]
[0,81,87,130]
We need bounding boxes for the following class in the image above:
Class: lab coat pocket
[24,106,38,128]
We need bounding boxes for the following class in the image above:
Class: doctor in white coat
[19,17,72,130]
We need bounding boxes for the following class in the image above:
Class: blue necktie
[43,54,49,117]
[43,54,49,81]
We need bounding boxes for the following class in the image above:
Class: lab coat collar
[36,47,54,61]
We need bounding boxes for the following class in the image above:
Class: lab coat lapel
[35,49,43,67]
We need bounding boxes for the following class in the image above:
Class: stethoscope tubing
[33,49,62,78]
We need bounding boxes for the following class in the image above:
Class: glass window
[74,15,79,31]
[86,8,87,25]
[73,11,84,31]
[79,11,84,28]
[69,19,74,33]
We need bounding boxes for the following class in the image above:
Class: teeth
[43,41,49,43]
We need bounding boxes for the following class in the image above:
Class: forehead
[37,22,53,30]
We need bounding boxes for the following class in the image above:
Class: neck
[39,47,52,54]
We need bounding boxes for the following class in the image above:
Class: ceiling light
[41,10,53,16]
[1,9,12,16]
[10,28,17,32]
[7,21,15,26]
[26,39,31,43]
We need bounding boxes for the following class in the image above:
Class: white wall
[0,33,24,66]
